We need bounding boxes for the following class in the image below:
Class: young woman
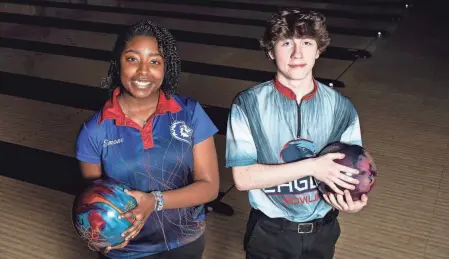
[76,20,220,259]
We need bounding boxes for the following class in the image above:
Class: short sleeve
[76,123,102,164]
[340,114,363,147]
[191,102,219,145]
[225,102,258,168]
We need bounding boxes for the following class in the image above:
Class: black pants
[98,235,205,259]
[244,209,340,259]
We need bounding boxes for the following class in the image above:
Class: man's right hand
[309,153,360,195]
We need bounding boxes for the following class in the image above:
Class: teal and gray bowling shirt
[225,79,362,222]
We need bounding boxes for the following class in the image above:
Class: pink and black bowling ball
[317,142,377,201]
[71,179,137,249]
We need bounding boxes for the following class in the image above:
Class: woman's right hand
[88,240,130,254]
[309,153,360,195]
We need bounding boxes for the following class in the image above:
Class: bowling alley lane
[138,0,406,16]
[0,176,96,259]
[50,0,402,38]
[0,171,241,259]
[0,38,349,109]
[15,0,398,32]
[0,93,94,158]
[333,156,443,259]
[0,92,235,193]
[0,22,353,80]
[0,47,257,114]
[0,47,234,109]
[424,167,449,259]
[1,2,376,51]
[0,47,110,88]
[120,0,400,39]
[4,0,449,259]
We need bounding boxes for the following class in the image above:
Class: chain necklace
[119,93,151,127]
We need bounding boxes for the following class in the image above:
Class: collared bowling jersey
[225,79,362,223]
[76,88,218,258]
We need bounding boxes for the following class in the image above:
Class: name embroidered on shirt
[103,138,124,147]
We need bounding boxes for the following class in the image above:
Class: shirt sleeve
[225,102,258,168]
[76,123,102,164]
[191,102,219,145]
[340,114,363,147]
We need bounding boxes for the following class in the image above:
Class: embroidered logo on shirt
[103,138,124,147]
[170,120,193,145]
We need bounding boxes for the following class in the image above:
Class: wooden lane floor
[4,0,448,259]
[0,2,374,60]
[141,0,407,16]
[0,6,364,112]
[89,0,404,21]
[42,0,405,37]
[0,80,235,192]
[1,85,448,259]
[0,21,354,81]
[0,87,233,259]
[210,85,449,259]
[0,176,96,259]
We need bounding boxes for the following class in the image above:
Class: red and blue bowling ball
[71,179,137,249]
[317,142,377,201]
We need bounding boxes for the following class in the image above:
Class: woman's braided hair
[102,20,181,99]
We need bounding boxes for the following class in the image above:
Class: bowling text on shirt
[263,176,320,205]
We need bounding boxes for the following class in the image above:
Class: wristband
[151,191,164,211]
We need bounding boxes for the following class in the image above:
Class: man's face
[269,37,320,81]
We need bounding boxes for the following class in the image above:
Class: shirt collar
[98,87,182,125]
[273,77,318,101]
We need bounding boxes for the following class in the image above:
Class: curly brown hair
[102,20,181,99]
[260,9,331,58]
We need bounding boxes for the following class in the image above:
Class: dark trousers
[244,209,340,259]
[98,235,205,259]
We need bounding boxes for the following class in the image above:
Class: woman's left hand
[322,190,368,213]
[119,189,156,241]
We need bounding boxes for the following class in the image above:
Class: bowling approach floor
[1,0,449,258]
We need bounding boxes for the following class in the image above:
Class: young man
[225,9,368,259]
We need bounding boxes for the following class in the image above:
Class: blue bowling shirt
[225,79,362,223]
[76,87,218,258]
